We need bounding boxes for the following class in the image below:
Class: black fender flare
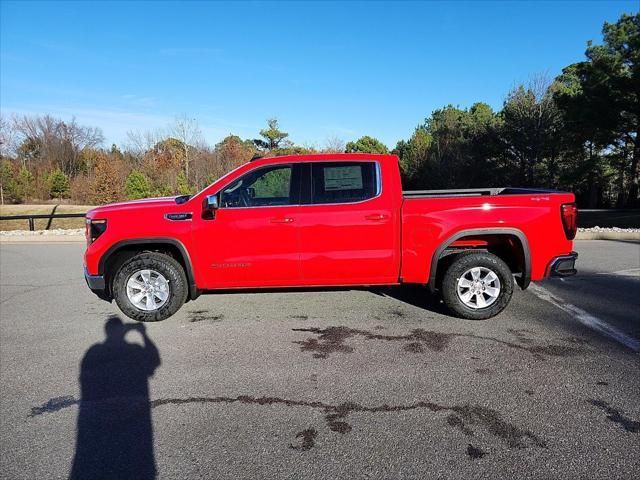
[98,237,199,300]
[428,227,531,292]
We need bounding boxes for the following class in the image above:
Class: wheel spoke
[140,270,151,284]
[458,278,473,288]
[130,291,145,303]
[475,292,487,308]
[129,279,146,290]
[145,293,155,310]
[471,267,481,280]
[484,286,499,297]
[460,290,474,303]
[484,271,498,284]
[153,290,168,302]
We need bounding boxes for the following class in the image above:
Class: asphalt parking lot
[0,240,638,479]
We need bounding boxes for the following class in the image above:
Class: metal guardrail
[0,213,86,231]
[1,208,638,230]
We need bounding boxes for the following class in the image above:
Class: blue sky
[1,1,636,149]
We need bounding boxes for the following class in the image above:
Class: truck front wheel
[112,252,188,322]
[440,251,513,320]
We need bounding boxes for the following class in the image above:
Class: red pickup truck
[84,153,578,322]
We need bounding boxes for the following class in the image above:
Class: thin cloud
[158,47,224,56]
[121,94,157,108]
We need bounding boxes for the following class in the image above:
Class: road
[0,240,638,479]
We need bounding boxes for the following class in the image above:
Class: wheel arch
[429,228,531,292]
[99,238,199,300]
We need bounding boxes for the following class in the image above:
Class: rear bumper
[84,266,110,300]
[547,251,578,277]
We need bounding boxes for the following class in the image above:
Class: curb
[0,235,85,243]
[575,231,640,240]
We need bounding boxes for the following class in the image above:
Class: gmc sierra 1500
[84,153,578,321]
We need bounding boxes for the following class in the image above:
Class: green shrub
[47,168,70,199]
[176,171,193,195]
[125,170,151,200]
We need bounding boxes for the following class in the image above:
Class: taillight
[87,219,107,244]
[561,203,578,240]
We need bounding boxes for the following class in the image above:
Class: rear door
[297,161,399,285]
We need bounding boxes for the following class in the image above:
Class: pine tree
[176,171,192,195]
[125,170,151,199]
[47,168,70,200]
[15,167,35,201]
[0,160,17,204]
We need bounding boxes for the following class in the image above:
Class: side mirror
[202,194,219,220]
[206,194,219,210]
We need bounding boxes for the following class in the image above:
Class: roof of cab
[250,152,397,165]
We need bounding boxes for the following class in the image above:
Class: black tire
[440,251,514,320]
[112,251,188,322]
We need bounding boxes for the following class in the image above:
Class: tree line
[0,13,637,208]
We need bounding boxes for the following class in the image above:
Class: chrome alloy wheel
[126,269,170,311]
[456,267,501,309]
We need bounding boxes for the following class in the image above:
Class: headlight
[86,219,107,244]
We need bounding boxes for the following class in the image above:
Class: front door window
[221,166,293,208]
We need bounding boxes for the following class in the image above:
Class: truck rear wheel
[112,252,188,322]
[440,251,513,320]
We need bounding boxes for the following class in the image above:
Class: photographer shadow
[70,316,161,480]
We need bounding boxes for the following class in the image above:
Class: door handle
[270,217,294,224]
[365,214,388,221]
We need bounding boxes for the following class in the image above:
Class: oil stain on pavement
[290,428,318,451]
[188,310,224,323]
[588,399,640,433]
[29,395,79,416]
[292,326,585,359]
[466,444,486,459]
[29,393,546,455]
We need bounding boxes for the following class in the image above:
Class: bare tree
[323,136,346,153]
[12,115,103,174]
[169,115,203,182]
[0,115,19,159]
[125,128,164,162]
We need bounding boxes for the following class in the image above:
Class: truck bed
[403,187,564,198]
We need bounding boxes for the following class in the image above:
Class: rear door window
[311,162,378,204]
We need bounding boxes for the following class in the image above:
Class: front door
[194,164,302,288]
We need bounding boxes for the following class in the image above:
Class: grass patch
[0,204,94,231]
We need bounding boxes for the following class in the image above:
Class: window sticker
[324,166,363,191]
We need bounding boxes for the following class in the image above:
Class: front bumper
[548,251,578,277]
[84,266,105,289]
[84,266,110,300]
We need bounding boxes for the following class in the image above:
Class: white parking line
[528,283,640,352]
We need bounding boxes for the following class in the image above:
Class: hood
[87,196,183,217]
